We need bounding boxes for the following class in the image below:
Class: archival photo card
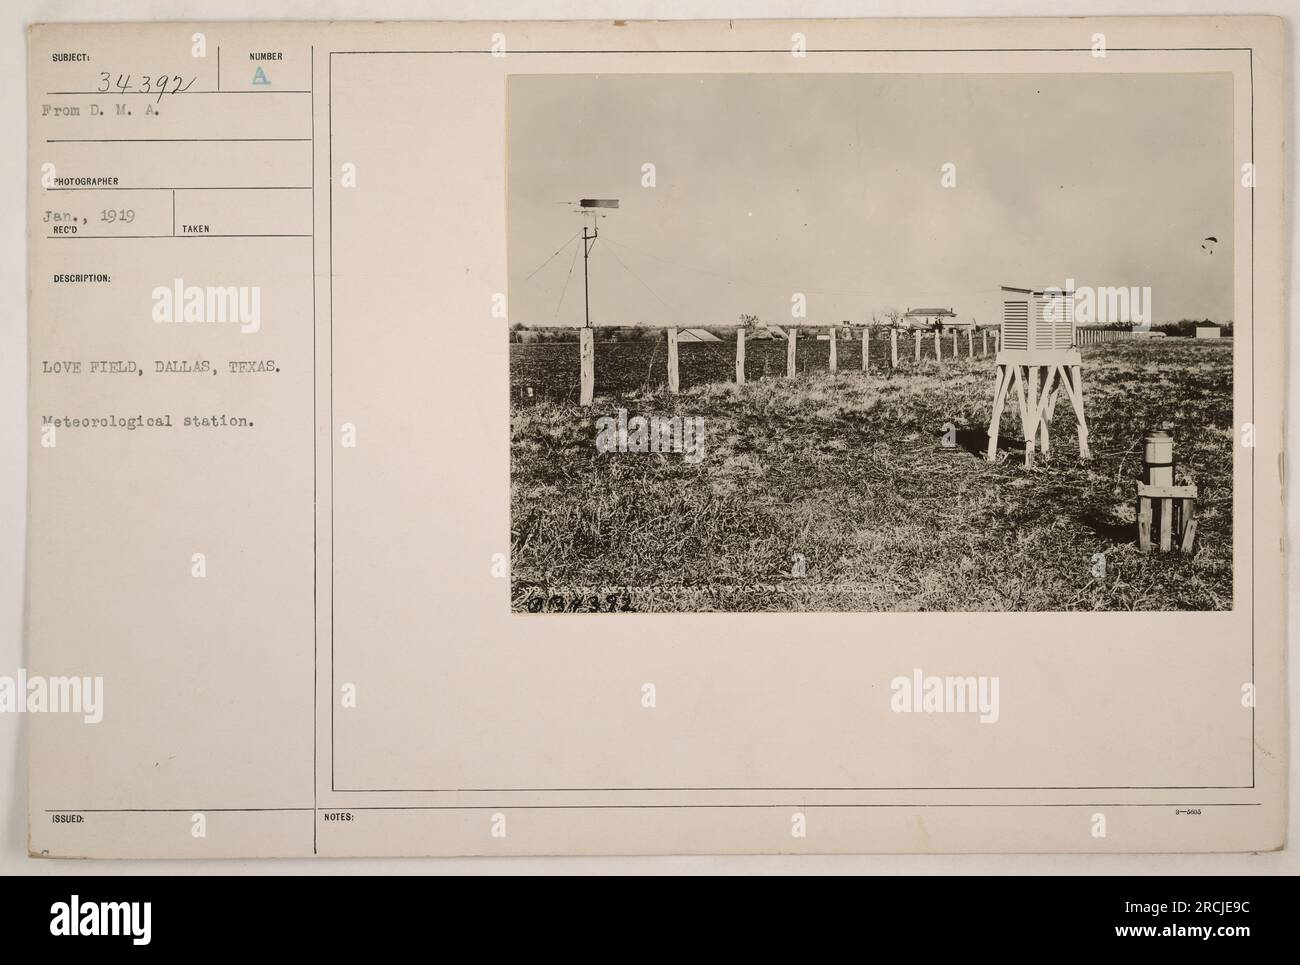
[23,16,1286,859]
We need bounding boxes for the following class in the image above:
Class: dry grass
[510,340,1233,612]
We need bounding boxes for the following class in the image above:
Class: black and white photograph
[508,72,1235,612]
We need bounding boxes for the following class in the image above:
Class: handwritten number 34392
[97,73,197,101]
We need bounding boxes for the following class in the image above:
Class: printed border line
[325,45,1255,798]
[332,784,1256,793]
[44,802,1262,813]
[1248,47,1255,790]
[311,43,318,856]
[44,90,311,95]
[329,47,1253,55]
[44,808,313,813]
[328,48,336,798]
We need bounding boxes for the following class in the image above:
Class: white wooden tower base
[986,349,1090,468]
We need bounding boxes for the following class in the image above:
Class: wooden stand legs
[986,364,1014,463]
[986,362,1091,467]
[1137,489,1198,553]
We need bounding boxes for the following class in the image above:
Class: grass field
[510,338,1234,612]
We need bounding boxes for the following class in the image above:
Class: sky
[508,72,1234,327]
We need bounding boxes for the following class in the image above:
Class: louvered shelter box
[1000,286,1075,353]
[1001,290,1030,350]
[987,284,1090,468]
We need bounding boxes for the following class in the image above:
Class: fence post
[666,326,680,393]
[983,330,988,354]
[914,332,921,363]
[890,328,898,368]
[951,329,957,357]
[735,325,746,385]
[862,328,870,371]
[786,328,797,377]
[934,329,941,363]
[828,326,837,373]
[967,329,973,358]
[579,327,594,406]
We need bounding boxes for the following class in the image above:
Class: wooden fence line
[579,328,594,406]
[666,326,680,393]
[1075,326,1142,346]
[569,325,1007,404]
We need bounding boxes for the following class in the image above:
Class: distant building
[1195,326,1222,339]
[677,328,722,343]
[901,307,965,331]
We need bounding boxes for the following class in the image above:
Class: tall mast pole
[582,223,597,328]
[573,201,614,326]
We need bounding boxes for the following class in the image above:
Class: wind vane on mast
[564,199,619,328]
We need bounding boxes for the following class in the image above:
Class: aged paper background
[7,5,1294,869]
